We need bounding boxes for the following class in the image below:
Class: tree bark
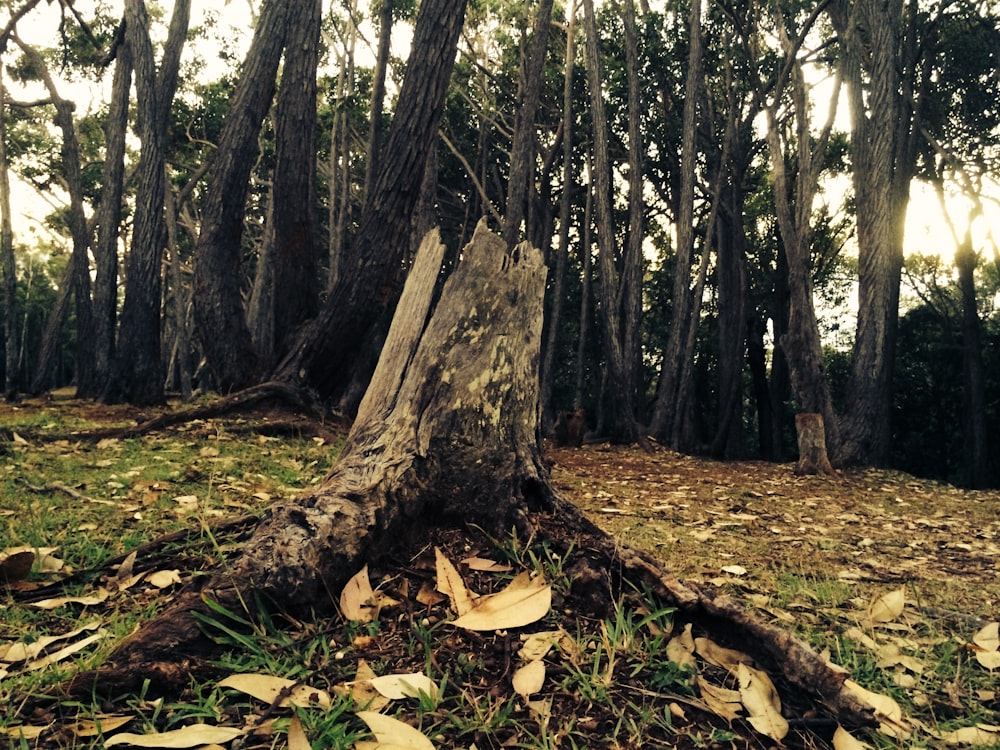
[247,0,322,371]
[193,0,290,391]
[501,0,554,248]
[581,0,640,443]
[954,232,990,488]
[649,0,703,445]
[539,6,576,429]
[0,61,18,401]
[272,0,469,405]
[92,27,132,396]
[794,412,836,475]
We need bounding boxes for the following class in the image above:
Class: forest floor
[1,395,999,749]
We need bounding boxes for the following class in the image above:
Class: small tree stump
[795,412,836,475]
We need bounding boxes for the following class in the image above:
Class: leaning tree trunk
[70,223,876,737]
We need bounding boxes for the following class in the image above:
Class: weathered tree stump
[795,412,837,475]
[66,221,874,732]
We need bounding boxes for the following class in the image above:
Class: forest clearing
[2,394,999,749]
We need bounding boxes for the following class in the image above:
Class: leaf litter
[2,399,1000,747]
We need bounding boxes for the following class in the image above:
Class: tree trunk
[582,0,640,443]
[649,0,703,444]
[501,0,554,248]
[246,0,322,371]
[828,0,917,467]
[955,232,990,488]
[363,0,393,199]
[272,0,469,405]
[92,28,132,396]
[13,39,97,397]
[539,7,576,430]
[0,62,18,401]
[794,413,836,475]
[105,0,190,406]
[193,0,290,392]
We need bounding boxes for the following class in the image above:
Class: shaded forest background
[0,0,998,488]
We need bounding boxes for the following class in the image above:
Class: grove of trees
[0,0,998,487]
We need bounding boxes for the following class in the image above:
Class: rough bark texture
[273,0,468,405]
[106,0,190,406]
[794,412,836,476]
[247,0,322,370]
[193,0,289,391]
[0,63,17,400]
[92,30,132,396]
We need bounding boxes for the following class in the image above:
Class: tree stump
[794,412,837,475]
[66,221,874,732]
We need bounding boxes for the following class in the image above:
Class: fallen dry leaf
[355,710,434,749]
[512,659,546,698]
[450,572,551,631]
[737,662,788,742]
[435,548,476,616]
[868,588,905,625]
[103,724,244,747]
[217,673,332,708]
[367,672,438,701]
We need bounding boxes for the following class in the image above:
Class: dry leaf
[461,556,513,572]
[218,673,332,708]
[666,623,697,669]
[450,573,551,631]
[841,679,911,739]
[286,715,311,750]
[104,724,244,747]
[832,725,872,749]
[70,715,134,737]
[1,622,101,663]
[869,588,905,624]
[519,630,563,661]
[416,580,446,607]
[435,548,476,616]
[355,710,435,749]
[26,632,105,671]
[694,636,753,671]
[939,725,1000,746]
[971,622,1000,670]
[367,672,438,700]
[512,659,546,698]
[147,569,182,588]
[341,659,390,712]
[737,663,788,741]
[695,675,742,721]
[30,588,110,609]
[341,565,378,622]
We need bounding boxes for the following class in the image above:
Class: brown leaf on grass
[461,555,512,572]
[355,711,435,749]
[832,725,873,749]
[695,675,742,722]
[970,622,1000,670]
[103,724,244,747]
[868,588,905,625]
[693,636,753,671]
[666,623,697,669]
[286,716,311,750]
[367,672,438,701]
[218,673,332,709]
[434,547,476,615]
[512,659,546,698]
[0,550,35,583]
[340,564,398,622]
[840,679,911,739]
[69,715,134,738]
[737,663,788,742]
[450,572,551,631]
